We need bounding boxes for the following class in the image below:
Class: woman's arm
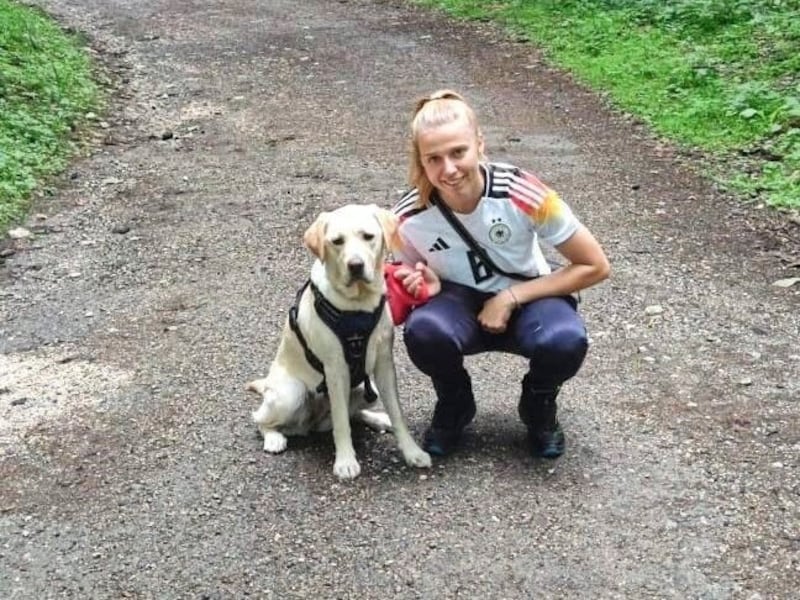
[509,224,610,304]
[479,225,610,333]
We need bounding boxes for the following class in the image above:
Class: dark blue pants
[403,281,588,403]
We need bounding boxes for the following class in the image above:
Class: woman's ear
[373,207,402,254]
[303,212,330,259]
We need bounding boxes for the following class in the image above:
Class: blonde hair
[408,90,483,206]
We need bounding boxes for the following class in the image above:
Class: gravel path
[2,1,798,597]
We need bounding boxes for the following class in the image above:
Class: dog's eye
[362,233,375,242]
[331,236,345,246]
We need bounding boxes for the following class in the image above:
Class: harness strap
[288,280,385,402]
[288,281,325,378]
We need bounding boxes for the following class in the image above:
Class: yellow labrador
[248,204,431,479]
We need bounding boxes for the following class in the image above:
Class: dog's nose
[347,258,365,278]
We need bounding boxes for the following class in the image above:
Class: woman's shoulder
[485,160,524,176]
[392,188,429,222]
[485,161,549,190]
[485,161,552,202]
[483,161,569,225]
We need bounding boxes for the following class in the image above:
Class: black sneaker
[518,380,565,459]
[527,422,565,458]
[423,376,476,457]
[423,426,466,457]
[423,411,476,456]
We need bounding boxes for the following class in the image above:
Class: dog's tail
[252,405,270,426]
[248,378,274,425]
[245,378,269,395]
[251,382,281,426]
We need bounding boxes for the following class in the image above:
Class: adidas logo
[428,237,450,252]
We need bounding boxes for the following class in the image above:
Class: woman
[390,90,610,458]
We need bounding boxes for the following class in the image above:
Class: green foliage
[415,0,800,209]
[0,0,100,230]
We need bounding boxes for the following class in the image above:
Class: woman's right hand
[393,262,441,297]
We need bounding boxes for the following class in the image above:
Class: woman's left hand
[478,291,516,333]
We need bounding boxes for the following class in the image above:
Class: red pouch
[384,262,430,325]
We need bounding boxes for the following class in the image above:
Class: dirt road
[2,0,798,597]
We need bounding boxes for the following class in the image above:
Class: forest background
[1,0,798,233]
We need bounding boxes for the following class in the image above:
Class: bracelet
[506,287,520,310]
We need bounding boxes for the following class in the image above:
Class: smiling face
[417,114,485,211]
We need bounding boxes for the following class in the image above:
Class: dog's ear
[303,212,330,259]
[373,207,402,254]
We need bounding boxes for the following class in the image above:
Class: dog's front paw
[333,455,361,480]
[262,431,288,453]
[402,445,432,469]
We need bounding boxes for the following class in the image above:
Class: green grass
[413,0,800,210]
[0,0,101,231]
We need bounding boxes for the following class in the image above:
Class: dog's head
[303,204,401,297]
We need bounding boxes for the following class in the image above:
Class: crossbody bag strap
[432,195,532,282]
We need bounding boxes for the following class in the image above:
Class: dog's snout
[347,258,365,278]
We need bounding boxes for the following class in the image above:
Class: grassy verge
[0,0,101,231]
[413,0,800,210]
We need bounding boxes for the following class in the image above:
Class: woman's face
[417,115,484,206]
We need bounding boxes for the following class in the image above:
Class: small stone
[738,377,753,386]
[161,130,174,140]
[645,305,664,316]
[0,248,16,258]
[68,272,81,278]
[11,398,27,406]
[773,277,800,288]
[111,224,131,234]
[8,227,31,240]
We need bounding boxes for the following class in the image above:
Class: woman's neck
[443,194,480,214]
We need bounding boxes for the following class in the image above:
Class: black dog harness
[288,280,386,402]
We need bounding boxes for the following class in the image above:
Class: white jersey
[392,162,580,293]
